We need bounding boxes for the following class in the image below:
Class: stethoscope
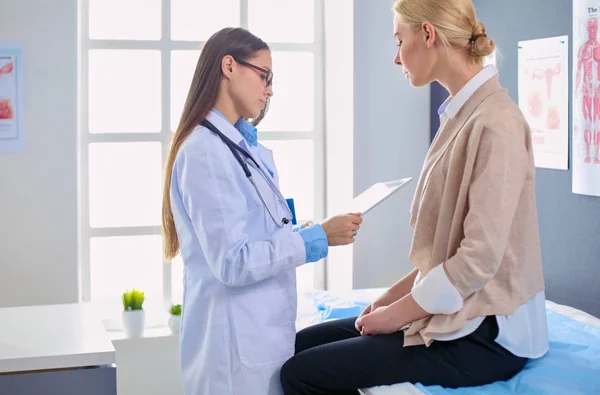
[201,119,293,228]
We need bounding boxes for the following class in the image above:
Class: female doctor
[161,27,363,395]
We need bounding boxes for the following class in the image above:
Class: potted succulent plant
[168,304,182,334]
[121,289,145,338]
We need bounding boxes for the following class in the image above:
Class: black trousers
[280,315,527,395]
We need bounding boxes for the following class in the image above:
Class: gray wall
[0,0,79,307]
[467,0,600,317]
[352,0,430,288]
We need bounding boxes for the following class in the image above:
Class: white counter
[0,303,116,374]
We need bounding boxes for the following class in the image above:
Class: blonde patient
[279,0,548,393]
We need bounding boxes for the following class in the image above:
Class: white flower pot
[122,310,145,338]
[168,315,181,334]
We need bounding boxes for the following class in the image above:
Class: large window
[79,0,325,326]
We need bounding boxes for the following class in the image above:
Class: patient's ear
[421,22,436,48]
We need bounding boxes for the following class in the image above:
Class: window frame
[78,0,326,314]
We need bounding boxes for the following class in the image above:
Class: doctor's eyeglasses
[233,57,273,87]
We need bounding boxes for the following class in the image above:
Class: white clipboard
[346,177,412,216]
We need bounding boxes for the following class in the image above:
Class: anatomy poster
[0,42,24,153]
[518,36,569,170]
[573,2,600,196]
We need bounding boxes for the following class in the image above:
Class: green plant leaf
[169,304,182,315]
[122,288,145,311]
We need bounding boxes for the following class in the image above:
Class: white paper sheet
[572,1,600,196]
[0,42,24,153]
[345,177,412,216]
[518,36,569,170]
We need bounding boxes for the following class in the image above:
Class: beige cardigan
[404,75,545,347]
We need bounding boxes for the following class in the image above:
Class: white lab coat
[170,111,308,395]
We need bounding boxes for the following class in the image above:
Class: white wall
[351,0,430,288]
[0,0,80,307]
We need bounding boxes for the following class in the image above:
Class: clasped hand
[355,301,400,336]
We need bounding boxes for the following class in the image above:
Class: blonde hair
[393,0,495,65]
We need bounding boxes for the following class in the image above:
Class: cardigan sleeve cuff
[411,264,464,315]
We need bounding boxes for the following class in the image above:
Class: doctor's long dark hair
[162,27,270,260]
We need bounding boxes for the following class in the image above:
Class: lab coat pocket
[229,286,295,368]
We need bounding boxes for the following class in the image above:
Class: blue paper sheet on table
[312,288,380,321]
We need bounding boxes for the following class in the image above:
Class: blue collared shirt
[211,109,257,146]
[211,109,273,176]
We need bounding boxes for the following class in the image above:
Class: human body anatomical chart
[573,2,600,196]
[0,43,23,153]
[518,36,569,170]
